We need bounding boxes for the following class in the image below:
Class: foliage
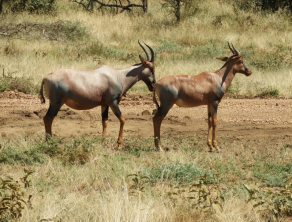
[0,20,88,42]
[244,181,292,221]
[1,0,56,14]
[0,69,38,94]
[0,169,33,221]
[167,173,224,215]
[253,163,292,187]
[255,85,279,98]
[0,135,100,165]
[233,0,292,13]
[146,161,217,185]
[127,171,150,195]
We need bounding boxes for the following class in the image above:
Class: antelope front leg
[110,103,125,149]
[212,101,221,152]
[101,105,109,138]
[153,113,164,152]
[153,103,172,152]
[117,113,125,149]
[207,104,214,152]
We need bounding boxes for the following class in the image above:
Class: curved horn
[138,40,149,61]
[144,42,155,62]
[228,42,235,54]
[231,43,240,56]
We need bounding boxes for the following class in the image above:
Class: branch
[0,32,10,36]
[93,0,144,11]
[71,0,93,11]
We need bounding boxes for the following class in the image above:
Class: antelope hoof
[213,144,221,153]
[45,133,52,141]
[155,145,165,152]
[117,142,123,150]
[208,144,214,152]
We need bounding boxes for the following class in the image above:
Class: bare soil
[0,91,291,149]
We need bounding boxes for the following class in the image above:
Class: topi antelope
[153,43,252,152]
[39,41,156,148]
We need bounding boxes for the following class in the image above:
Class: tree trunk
[175,0,180,22]
[142,0,148,13]
[0,0,4,14]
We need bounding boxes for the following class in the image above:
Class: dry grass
[0,133,291,221]
[0,0,292,96]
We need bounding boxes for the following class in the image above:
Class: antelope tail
[153,87,160,109]
[39,78,46,104]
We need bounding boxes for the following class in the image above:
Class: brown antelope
[39,41,156,148]
[153,43,252,152]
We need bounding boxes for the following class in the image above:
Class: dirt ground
[0,91,291,149]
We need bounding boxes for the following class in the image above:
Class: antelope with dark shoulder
[153,43,252,152]
[40,41,156,148]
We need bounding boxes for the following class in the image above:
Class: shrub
[0,169,33,221]
[8,0,56,14]
[244,181,292,221]
[232,0,292,13]
[0,70,38,94]
[167,173,224,215]
[256,86,279,98]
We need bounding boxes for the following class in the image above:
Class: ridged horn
[138,40,149,61]
[231,43,240,56]
[144,42,155,62]
[228,42,235,54]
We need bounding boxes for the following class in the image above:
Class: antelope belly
[175,98,194,107]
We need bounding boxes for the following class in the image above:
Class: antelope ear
[216,57,229,61]
[139,55,148,66]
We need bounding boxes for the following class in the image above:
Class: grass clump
[253,162,292,187]
[0,20,88,42]
[0,69,38,94]
[0,135,101,165]
[146,161,217,185]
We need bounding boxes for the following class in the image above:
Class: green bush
[0,169,33,221]
[256,86,279,98]
[167,173,224,215]
[232,0,292,13]
[244,181,292,221]
[0,70,38,94]
[0,135,99,165]
[4,0,56,14]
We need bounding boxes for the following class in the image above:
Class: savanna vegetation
[0,0,292,221]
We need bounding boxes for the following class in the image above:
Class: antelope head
[138,41,156,92]
[217,42,252,76]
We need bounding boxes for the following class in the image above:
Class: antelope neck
[119,64,144,95]
[216,65,236,92]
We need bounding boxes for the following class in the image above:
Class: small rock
[142,110,151,115]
